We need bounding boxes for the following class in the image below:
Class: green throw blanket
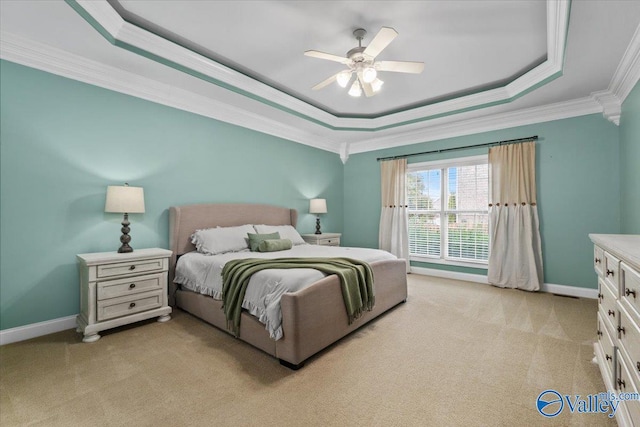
[221,257,375,337]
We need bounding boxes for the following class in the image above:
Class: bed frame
[168,203,408,369]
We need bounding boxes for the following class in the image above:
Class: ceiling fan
[305,27,424,98]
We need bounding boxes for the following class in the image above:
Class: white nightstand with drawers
[302,233,341,247]
[76,248,172,343]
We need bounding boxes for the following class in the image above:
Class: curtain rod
[376,135,539,162]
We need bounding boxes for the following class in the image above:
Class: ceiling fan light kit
[305,27,424,98]
[348,80,362,97]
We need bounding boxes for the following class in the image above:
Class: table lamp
[105,183,145,253]
[309,198,327,235]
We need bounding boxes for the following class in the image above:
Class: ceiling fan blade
[357,72,375,97]
[363,27,398,59]
[376,60,425,74]
[312,73,338,91]
[304,50,351,64]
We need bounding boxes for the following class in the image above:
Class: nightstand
[76,248,172,343]
[301,233,341,247]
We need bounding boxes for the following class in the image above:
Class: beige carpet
[0,275,613,426]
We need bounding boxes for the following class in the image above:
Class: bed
[169,203,408,369]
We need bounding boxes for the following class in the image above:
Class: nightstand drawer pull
[129,283,136,289]
[606,354,612,361]
[625,288,637,298]
[129,302,136,308]
[608,309,615,317]
[606,269,614,277]
[637,361,640,373]
[618,326,626,335]
[129,265,136,270]
[617,379,626,389]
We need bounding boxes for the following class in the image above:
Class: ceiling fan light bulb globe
[348,81,362,97]
[362,67,377,83]
[371,78,384,92]
[336,71,351,88]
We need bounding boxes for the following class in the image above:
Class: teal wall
[0,60,344,330]
[343,115,621,289]
[620,81,640,234]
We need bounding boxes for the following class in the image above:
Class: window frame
[407,154,489,269]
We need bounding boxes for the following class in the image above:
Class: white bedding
[174,244,396,340]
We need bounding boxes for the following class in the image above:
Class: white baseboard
[410,266,598,299]
[0,315,77,346]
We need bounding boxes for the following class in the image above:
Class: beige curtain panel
[487,141,543,291]
[379,158,409,270]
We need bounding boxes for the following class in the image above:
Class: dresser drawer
[604,252,620,297]
[621,262,640,324]
[97,290,163,321]
[598,312,617,383]
[618,305,640,381]
[594,245,605,277]
[97,258,165,278]
[97,273,164,301]
[600,279,618,335]
[617,350,640,426]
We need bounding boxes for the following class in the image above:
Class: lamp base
[117,213,134,253]
[315,216,322,235]
[118,243,133,253]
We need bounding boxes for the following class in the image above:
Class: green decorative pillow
[247,232,280,251]
[257,239,293,252]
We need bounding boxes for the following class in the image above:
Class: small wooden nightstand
[302,233,341,247]
[76,248,172,343]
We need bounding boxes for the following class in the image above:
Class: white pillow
[253,224,306,245]
[191,224,255,255]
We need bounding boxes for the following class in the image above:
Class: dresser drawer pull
[598,293,603,300]
[129,265,136,271]
[595,258,601,264]
[637,361,640,373]
[617,379,626,389]
[625,288,637,298]
[606,269,614,277]
[606,354,612,361]
[597,329,603,337]
[617,326,626,335]
[129,302,136,308]
[129,283,136,289]
[608,309,615,317]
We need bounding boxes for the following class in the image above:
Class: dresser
[76,248,172,343]
[590,234,640,426]
[302,232,341,246]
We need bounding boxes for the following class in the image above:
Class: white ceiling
[1,1,639,159]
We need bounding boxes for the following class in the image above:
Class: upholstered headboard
[168,203,298,299]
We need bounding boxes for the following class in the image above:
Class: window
[407,155,489,267]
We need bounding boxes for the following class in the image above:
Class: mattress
[174,244,396,340]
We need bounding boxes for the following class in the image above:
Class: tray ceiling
[1,0,639,160]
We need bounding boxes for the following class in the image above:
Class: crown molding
[591,90,621,125]
[67,0,570,131]
[0,31,340,154]
[348,97,603,154]
[609,23,640,103]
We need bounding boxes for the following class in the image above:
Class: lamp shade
[105,185,145,213]
[309,198,327,214]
